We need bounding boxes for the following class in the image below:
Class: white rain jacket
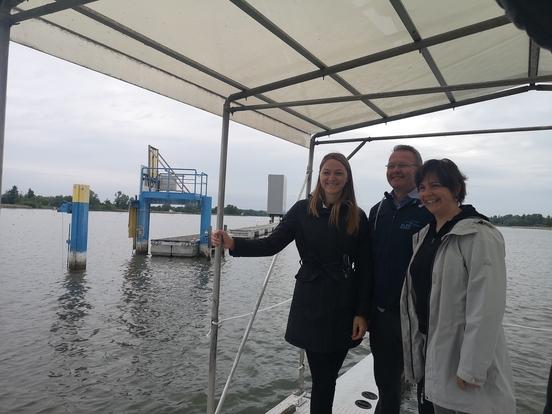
[401,218,516,413]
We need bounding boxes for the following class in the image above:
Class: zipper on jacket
[406,232,418,379]
[407,268,416,378]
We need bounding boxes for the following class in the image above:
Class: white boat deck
[266,353,378,414]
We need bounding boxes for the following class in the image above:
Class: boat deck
[266,354,378,414]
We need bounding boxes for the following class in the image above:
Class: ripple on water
[1,212,551,413]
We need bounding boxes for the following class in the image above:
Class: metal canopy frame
[0,1,551,414]
[210,4,550,414]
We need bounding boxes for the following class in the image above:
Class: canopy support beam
[312,85,531,138]
[306,135,316,195]
[528,40,540,84]
[390,0,455,104]
[0,3,10,198]
[64,5,328,132]
[207,100,231,414]
[229,0,387,118]
[8,0,98,23]
[229,15,511,101]
[347,141,367,160]
[314,125,552,146]
[230,76,552,113]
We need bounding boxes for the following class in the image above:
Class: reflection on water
[1,210,551,413]
[50,270,92,352]
[120,255,157,339]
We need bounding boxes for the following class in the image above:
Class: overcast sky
[3,43,552,216]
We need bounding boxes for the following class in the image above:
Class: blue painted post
[135,196,150,254]
[68,184,89,270]
[199,196,212,256]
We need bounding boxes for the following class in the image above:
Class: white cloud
[3,43,552,216]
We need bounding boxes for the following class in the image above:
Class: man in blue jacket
[368,145,432,414]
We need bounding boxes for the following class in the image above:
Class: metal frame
[57,5,331,132]
[0,3,9,198]
[312,86,534,138]
[228,15,511,101]
[8,0,98,23]
[0,2,551,414]
[314,125,552,146]
[207,6,549,414]
[229,0,387,118]
[229,75,552,112]
[390,0,456,105]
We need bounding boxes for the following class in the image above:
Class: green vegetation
[211,204,267,216]
[1,185,268,216]
[1,185,134,211]
[152,203,267,216]
[490,214,552,228]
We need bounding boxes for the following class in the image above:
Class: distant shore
[0,203,33,209]
[0,205,265,217]
[496,225,552,230]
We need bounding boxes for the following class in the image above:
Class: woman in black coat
[212,152,372,414]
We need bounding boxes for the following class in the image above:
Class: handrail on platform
[140,166,208,197]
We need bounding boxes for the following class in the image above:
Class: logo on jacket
[400,220,422,231]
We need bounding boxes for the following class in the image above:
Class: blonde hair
[308,152,360,235]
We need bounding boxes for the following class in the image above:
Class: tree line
[1,186,268,216]
[489,214,552,227]
[3,186,551,223]
[1,185,134,211]
[143,203,267,216]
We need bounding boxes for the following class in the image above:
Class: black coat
[231,199,372,353]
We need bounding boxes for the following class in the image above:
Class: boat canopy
[6,0,552,148]
[2,3,551,413]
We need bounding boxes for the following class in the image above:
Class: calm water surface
[0,209,551,413]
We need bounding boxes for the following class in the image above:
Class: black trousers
[370,307,403,414]
[306,348,348,414]
[417,378,435,414]
[544,363,552,414]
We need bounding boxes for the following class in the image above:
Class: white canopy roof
[7,0,552,148]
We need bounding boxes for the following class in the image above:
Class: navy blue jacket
[231,198,372,353]
[368,192,432,310]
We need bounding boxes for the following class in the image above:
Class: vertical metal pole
[298,135,316,395]
[305,135,316,195]
[207,100,231,414]
[0,10,11,199]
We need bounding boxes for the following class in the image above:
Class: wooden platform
[266,354,379,414]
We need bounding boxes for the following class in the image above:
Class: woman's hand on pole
[211,230,235,251]
[456,375,480,390]
[351,315,368,340]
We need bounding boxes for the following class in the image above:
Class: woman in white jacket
[400,159,515,414]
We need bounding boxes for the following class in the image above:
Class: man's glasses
[385,163,416,169]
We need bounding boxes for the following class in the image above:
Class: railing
[140,166,208,197]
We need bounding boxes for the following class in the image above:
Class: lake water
[0,209,551,413]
